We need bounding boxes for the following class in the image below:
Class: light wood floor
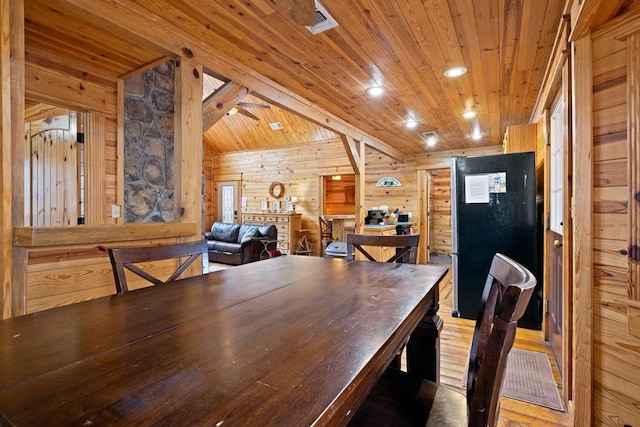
[436,269,573,426]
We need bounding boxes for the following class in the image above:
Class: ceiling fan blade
[236,106,261,121]
[237,102,270,109]
[271,0,316,26]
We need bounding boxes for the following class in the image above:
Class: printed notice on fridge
[489,172,507,193]
[464,174,490,203]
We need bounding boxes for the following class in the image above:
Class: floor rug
[462,348,564,411]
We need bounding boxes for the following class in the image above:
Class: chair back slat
[466,253,536,427]
[319,216,334,256]
[108,240,208,294]
[346,233,419,264]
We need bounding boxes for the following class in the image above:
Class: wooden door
[217,181,239,223]
[548,231,563,374]
[27,112,80,226]
[546,62,572,402]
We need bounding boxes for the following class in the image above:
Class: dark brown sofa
[204,222,277,265]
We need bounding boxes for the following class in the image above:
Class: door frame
[216,180,240,223]
[542,56,573,404]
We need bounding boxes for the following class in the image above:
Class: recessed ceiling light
[462,110,477,119]
[444,66,467,78]
[269,122,283,130]
[405,120,418,129]
[366,86,385,97]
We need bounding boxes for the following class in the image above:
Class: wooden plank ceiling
[23,0,635,156]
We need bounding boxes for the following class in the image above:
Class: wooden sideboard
[242,213,302,254]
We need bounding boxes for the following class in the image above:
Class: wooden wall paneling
[212,142,353,256]
[174,55,203,235]
[572,34,594,425]
[503,123,538,154]
[428,168,452,257]
[5,0,26,318]
[24,237,188,313]
[62,121,79,225]
[1,0,11,317]
[411,145,504,169]
[627,31,640,304]
[85,112,106,224]
[25,63,116,114]
[116,79,125,224]
[324,174,355,215]
[365,148,420,230]
[208,144,508,260]
[355,139,365,234]
[417,169,428,264]
[203,156,214,232]
[104,115,118,224]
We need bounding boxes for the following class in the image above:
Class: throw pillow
[241,225,260,243]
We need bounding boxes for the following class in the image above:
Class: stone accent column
[123,61,176,223]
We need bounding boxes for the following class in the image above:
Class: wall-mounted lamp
[331,175,342,181]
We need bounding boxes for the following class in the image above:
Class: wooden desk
[0,256,447,426]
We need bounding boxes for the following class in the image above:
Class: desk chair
[319,216,334,256]
[108,240,208,294]
[349,253,536,427]
[346,233,420,263]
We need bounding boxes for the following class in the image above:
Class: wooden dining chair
[108,240,209,294]
[319,216,334,256]
[347,233,421,368]
[346,233,420,263]
[349,253,536,427]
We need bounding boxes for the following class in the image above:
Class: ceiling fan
[227,101,270,121]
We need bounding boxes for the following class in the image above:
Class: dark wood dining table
[0,255,447,426]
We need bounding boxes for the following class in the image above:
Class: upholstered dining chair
[107,240,209,294]
[349,252,536,427]
[346,233,420,263]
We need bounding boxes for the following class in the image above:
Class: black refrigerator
[451,152,542,330]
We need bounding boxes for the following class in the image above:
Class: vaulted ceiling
[23,0,638,157]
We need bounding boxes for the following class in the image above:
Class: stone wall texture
[123,61,175,222]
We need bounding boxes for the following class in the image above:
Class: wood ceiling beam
[202,81,248,132]
[59,0,406,163]
[341,135,362,176]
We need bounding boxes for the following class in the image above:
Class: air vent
[306,1,339,35]
[422,131,437,139]
[422,131,438,147]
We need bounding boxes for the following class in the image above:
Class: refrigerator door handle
[450,157,460,317]
[451,252,460,317]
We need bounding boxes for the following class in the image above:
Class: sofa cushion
[240,225,261,243]
[257,225,277,239]
[211,222,241,243]
[209,241,243,253]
